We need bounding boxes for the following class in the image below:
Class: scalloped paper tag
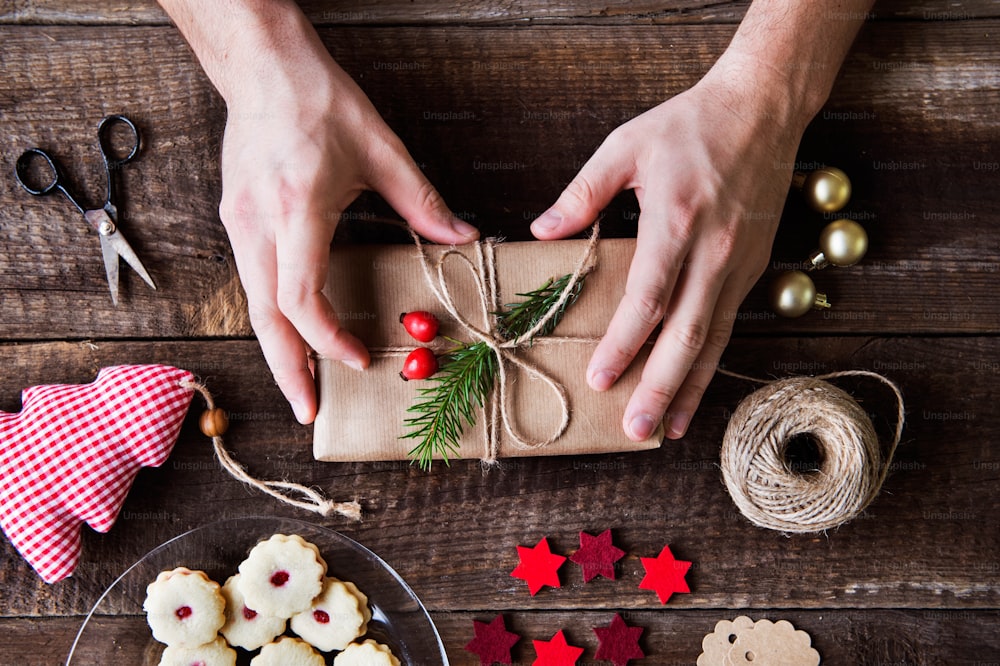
[697,616,820,666]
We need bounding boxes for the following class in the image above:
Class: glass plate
[67,516,448,665]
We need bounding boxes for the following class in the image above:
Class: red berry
[400,311,440,342]
[313,609,330,624]
[242,606,257,621]
[175,605,192,620]
[400,347,439,381]
[270,570,289,587]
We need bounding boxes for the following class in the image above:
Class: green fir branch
[402,271,588,469]
[402,341,497,470]
[495,272,587,342]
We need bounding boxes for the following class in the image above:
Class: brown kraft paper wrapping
[313,236,663,462]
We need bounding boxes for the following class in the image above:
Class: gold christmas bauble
[769,270,831,318]
[819,218,868,267]
[801,167,852,213]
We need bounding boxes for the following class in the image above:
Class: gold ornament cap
[793,166,852,213]
[769,270,831,318]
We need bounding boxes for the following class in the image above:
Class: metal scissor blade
[105,231,157,291]
[99,233,120,306]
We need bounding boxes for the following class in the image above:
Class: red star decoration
[593,613,645,665]
[638,544,691,604]
[532,630,584,666]
[569,529,625,582]
[464,615,521,665]
[511,537,567,595]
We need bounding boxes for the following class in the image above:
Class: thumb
[532,134,633,240]
[371,143,479,244]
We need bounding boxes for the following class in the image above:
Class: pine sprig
[403,272,588,469]
[495,272,587,342]
[402,341,497,470]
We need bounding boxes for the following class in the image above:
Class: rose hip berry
[400,347,438,381]
[270,570,290,587]
[400,311,440,343]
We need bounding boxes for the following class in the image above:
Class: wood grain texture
[1,22,998,338]
[1,5,998,665]
[0,336,995,619]
[3,0,999,25]
[7,610,1000,664]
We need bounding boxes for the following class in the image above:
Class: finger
[659,276,744,439]
[369,139,479,243]
[231,237,322,425]
[621,258,728,442]
[273,210,370,373]
[585,202,690,392]
[531,131,634,240]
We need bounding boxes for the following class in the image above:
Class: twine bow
[410,224,600,463]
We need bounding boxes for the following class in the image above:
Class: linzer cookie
[158,636,237,666]
[237,534,327,618]
[143,567,225,648]
[333,639,401,666]
[250,636,325,665]
[289,577,368,651]
[219,574,286,650]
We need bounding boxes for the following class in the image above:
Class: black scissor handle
[15,148,63,196]
[97,114,140,169]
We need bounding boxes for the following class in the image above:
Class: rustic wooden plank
[8,610,1000,665]
[1,22,997,338]
[3,0,999,25]
[0,336,996,617]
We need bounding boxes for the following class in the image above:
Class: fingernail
[289,398,309,425]
[627,413,657,440]
[532,209,562,233]
[666,411,690,438]
[450,218,479,239]
[588,368,618,391]
[343,359,365,372]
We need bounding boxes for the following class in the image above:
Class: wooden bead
[199,408,229,438]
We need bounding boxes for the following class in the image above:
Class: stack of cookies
[143,533,399,665]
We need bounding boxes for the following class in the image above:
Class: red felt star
[511,537,567,595]
[569,529,625,582]
[465,615,521,665]
[638,545,691,604]
[593,613,645,665]
[532,630,584,666]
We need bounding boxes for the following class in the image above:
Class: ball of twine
[720,371,905,533]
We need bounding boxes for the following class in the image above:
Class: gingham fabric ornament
[0,365,194,583]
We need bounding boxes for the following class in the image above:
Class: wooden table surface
[2,1,999,664]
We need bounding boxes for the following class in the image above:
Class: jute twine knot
[408,223,601,464]
[180,380,362,521]
[719,370,905,533]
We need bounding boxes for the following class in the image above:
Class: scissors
[15,114,156,305]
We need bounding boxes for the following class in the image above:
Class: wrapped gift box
[313,236,663,462]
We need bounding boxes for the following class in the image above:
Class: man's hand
[532,59,798,441]
[531,0,874,440]
[220,70,476,424]
[159,0,477,423]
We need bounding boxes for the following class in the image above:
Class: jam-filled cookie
[237,534,327,619]
[219,574,287,650]
[249,636,325,666]
[144,567,226,648]
[289,578,367,651]
[158,635,237,666]
[333,639,401,666]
